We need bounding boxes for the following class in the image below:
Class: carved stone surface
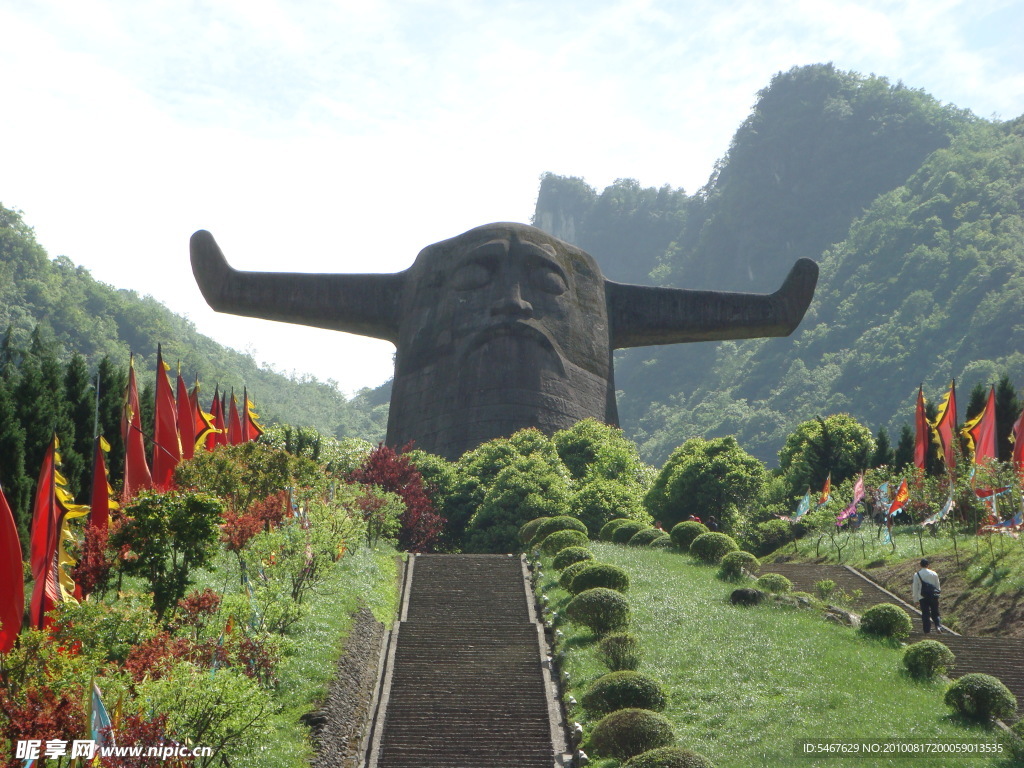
[191,222,817,459]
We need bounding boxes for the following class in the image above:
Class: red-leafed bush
[350,444,445,552]
[124,629,279,688]
[220,509,264,552]
[168,589,222,636]
[72,523,113,598]
[125,632,201,682]
[249,490,289,528]
[99,713,190,768]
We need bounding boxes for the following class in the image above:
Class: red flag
[177,371,194,461]
[817,473,831,506]
[121,357,153,501]
[1011,405,1024,478]
[152,346,181,490]
[962,386,997,465]
[888,478,909,516]
[28,437,89,628]
[190,382,218,453]
[227,391,243,446]
[930,380,957,470]
[89,437,117,535]
[0,483,23,652]
[241,388,264,443]
[207,386,228,450]
[29,437,59,602]
[914,386,930,470]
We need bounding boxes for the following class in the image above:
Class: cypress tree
[0,376,30,542]
[870,427,895,468]
[96,356,127,485]
[893,424,915,470]
[65,353,95,500]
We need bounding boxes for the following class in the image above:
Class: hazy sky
[2,0,1021,395]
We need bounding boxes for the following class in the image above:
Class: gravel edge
[308,606,386,768]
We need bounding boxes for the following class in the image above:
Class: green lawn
[541,543,1016,768]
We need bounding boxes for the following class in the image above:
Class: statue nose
[491,283,533,318]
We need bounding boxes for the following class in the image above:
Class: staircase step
[372,555,557,767]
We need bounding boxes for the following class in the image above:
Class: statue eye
[451,262,492,291]
[531,264,567,295]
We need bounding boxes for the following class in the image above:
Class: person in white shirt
[911,558,943,633]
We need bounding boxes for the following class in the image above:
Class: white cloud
[2,0,1021,395]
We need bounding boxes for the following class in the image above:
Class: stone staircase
[761,563,1024,718]
[365,555,564,768]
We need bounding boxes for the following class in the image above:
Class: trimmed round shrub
[552,546,594,571]
[582,671,667,715]
[944,673,1016,721]
[628,528,666,547]
[589,708,674,760]
[565,588,631,634]
[689,532,739,564]
[755,573,792,594]
[669,521,708,550]
[718,551,759,581]
[519,517,548,546]
[539,528,589,556]
[598,633,642,671]
[859,603,913,640]
[903,640,955,680]
[570,563,630,595]
[600,517,634,542]
[613,521,648,545]
[623,747,716,768]
[531,515,588,546]
[559,560,595,590]
[649,533,672,547]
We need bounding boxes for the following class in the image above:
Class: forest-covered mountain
[534,64,1024,465]
[0,205,390,442]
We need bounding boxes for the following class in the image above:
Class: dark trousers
[919,596,941,632]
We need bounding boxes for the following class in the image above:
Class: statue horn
[190,230,404,343]
[607,258,818,349]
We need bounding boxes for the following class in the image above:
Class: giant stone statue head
[191,222,817,459]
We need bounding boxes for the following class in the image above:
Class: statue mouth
[461,320,567,375]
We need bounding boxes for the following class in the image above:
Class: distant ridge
[534,64,1024,465]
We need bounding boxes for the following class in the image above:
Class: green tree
[870,427,895,468]
[644,436,767,531]
[893,423,915,469]
[464,454,572,553]
[553,419,651,485]
[0,377,29,539]
[570,477,650,537]
[15,327,83,495]
[110,490,224,619]
[96,356,127,483]
[64,353,95,499]
[175,441,321,513]
[778,414,874,500]
[446,429,570,547]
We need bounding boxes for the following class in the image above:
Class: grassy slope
[190,545,401,768]
[541,543,1013,768]
[767,525,1024,637]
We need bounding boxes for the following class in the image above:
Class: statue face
[398,223,610,380]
